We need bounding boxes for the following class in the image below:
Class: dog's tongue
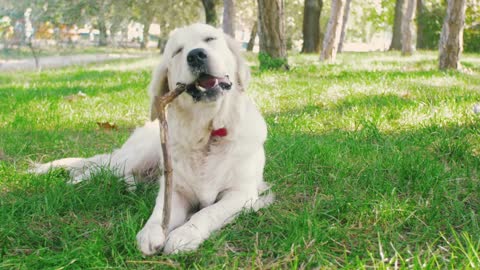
[198,76,219,89]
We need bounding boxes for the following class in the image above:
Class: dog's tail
[252,182,275,211]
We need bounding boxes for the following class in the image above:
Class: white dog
[31,23,273,255]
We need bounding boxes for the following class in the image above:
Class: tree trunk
[439,0,466,70]
[301,0,323,53]
[257,0,288,69]
[201,0,218,26]
[98,17,108,46]
[401,0,416,56]
[337,0,352,53]
[141,23,150,50]
[390,0,405,50]
[247,21,258,51]
[416,0,425,49]
[223,0,235,37]
[320,0,345,62]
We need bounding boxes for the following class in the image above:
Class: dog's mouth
[184,74,233,102]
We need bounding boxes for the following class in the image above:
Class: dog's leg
[163,188,257,254]
[136,176,191,255]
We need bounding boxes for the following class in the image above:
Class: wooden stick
[153,83,186,232]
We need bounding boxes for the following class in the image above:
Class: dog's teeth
[198,85,206,91]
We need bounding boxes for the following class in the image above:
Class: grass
[0,46,155,60]
[1,51,480,269]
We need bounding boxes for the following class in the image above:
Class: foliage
[348,0,395,43]
[464,1,480,52]
[258,52,289,70]
[417,0,445,50]
[1,52,480,268]
[464,26,480,53]
[284,0,304,50]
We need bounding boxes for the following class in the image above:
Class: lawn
[1,51,480,269]
[0,46,153,60]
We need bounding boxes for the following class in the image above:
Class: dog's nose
[187,48,208,68]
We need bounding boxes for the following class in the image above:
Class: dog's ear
[225,34,250,91]
[148,61,169,121]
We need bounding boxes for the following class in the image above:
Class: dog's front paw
[136,223,166,256]
[163,224,204,254]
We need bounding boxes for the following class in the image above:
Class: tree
[246,20,257,51]
[439,0,467,70]
[337,0,352,53]
[201,0,218,25]
[416,0,446,50]
[401,0,416,55]
[320,0,345,62]
[132,0,162,49]
[257,0,288,69]
[416,0,425,49]
[301,0,323,53]
[390,0,405,50]
[223,0,235,36]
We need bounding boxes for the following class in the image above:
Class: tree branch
[153,83,186,232]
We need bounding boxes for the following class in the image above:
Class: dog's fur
[31,24,272,255]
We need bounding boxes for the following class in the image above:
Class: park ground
[1,51,480,269]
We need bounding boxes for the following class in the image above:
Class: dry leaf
[0,149,6,160]
[64,91,87,102]
[96,121,118,130]
[400,92,411,99]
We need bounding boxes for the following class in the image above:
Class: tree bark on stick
[301,0,323,53]
[337,0,352,53]
[390,0,405,50]
[320,0,346,62]
[223,0,235,37]
[439,0,467,70]
[153,84,186,232]
[401,0,416,56]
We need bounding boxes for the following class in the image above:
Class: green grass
[1,51,480,269]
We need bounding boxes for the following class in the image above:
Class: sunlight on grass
[90,57,159,72]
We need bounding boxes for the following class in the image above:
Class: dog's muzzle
[184,74,232,102]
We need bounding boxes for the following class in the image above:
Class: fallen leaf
[400,92,411,99]
[96,121,118,130]
[0,149,5,160]
[64,91,87,102]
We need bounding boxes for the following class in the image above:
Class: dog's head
[149,23,250,120]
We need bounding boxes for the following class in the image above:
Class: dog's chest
[172,140,231,206]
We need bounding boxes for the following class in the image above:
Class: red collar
[211,127,228,137]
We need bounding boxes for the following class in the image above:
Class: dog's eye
[204,37,217,43]
[173,47,183,57]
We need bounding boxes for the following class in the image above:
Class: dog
[31,23,273,255]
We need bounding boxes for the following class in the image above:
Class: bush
[417,3,445,50]
[258,52,288,70]
[464,25,480,53]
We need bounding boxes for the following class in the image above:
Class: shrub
[258,52,289,70]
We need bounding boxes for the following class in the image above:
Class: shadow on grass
[0,127,134,163]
